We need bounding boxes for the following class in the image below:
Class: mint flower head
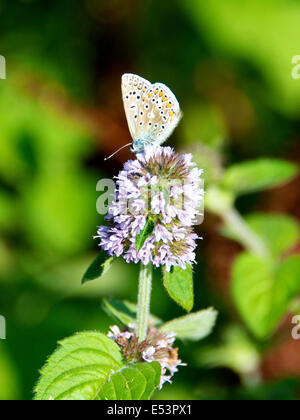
[108,324,185,389]
[95,146,203,271]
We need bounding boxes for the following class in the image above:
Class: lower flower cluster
[108,324,185,389]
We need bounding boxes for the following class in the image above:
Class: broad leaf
[136,218,155,252]
[163,265,194,312]
[222,159,298,195]
[231,253,300,339]
[34,332,161,400]
[160,308,217,341]
[271,256,300,323]
[197,326,260,376]
[34,332,123,400]
[96,362,161,400]
[223,212,300,257]
[82,250,114,284]
[103,298,161,327]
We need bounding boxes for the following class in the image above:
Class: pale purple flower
[107,324,185,389]
[95,146,203,271]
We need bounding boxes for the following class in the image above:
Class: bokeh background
[1,0,300,400]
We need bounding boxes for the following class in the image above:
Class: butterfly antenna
[104,143,132,161]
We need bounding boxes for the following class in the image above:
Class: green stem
[137,263,152,343]
[222,208,269,257]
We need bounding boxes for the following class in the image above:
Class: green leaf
[160,308,217,341]
[163,265,194,312]
[222,159,298,195]
[103,298,162,327]
[136,218,155,252]
[82,250,114,284]
[96,362,161,400]
[34,332,161,400]
[34,331,123,400]
[223,212,300,257]
[231,253,300,339]
[197,326,260,377]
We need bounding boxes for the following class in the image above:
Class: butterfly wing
[122,74,182,145]
[145,82,182,145]
[121,73,151,141]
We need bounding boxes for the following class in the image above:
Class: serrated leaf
[222,159,298,195]
[136,218,155,252]
[95,362,161,400]
[223,212,300,257]
[103,298,162,327]
[34,331,124,400]
[34,332,161,401]
[163,265,194,312]
[232,253,300,339]
[82,251,114,284]
[160,308,217,341]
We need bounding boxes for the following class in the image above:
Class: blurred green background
[1,0,300,400]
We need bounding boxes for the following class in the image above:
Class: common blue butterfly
[104,74,182,160]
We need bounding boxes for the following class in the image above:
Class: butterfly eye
[140,111,144,116]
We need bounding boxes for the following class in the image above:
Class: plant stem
[137,263,152,343]
[222,208,269,257]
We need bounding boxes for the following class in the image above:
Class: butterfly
[105,73,182,160]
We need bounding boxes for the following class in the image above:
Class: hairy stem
[223,208,269,257]
[137,263,152,343]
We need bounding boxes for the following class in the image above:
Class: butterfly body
[130,138,151,153]
[122,73,182,153]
